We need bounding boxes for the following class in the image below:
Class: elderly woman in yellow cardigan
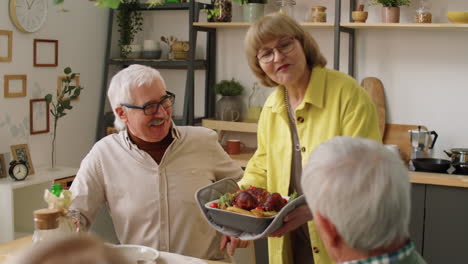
[220,14,381,264]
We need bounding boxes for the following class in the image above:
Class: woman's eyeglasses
[257,37,296,64]
[121,91,175,116]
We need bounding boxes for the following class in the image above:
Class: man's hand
[220,235,250,256]
[269,205,313,237]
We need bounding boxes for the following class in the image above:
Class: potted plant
[233,0,267,22]
[214,79,244,122]
[202,0,232,22]
[45,67,83,169]
[117,0,144,58]
[370,0,411,23]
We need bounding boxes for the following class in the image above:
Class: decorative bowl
[446,12,468,24]
[352,11,368,23]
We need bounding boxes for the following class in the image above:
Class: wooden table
[0,235,226,264]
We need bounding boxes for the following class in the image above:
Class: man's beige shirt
[70,126,243,260]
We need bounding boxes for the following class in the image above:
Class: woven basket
[173,51,188,60]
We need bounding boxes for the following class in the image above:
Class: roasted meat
[262,193,286,212]
[232,187,287,212]
[245,187,269,205]
[232,190,258,210]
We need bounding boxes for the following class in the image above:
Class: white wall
[0,2,108,169]
[216,0,468,158]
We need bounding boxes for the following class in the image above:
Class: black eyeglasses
[121,91,175,116]
[257,37,296,64]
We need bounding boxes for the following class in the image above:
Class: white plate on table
[107,244,159,263]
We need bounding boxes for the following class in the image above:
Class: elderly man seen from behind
[70,64,246,261]
[301,136,426,264]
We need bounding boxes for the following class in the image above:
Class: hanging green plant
[117,0,144,57]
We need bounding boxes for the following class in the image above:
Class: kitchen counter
[410,171,468,188]
[0,235,226,264]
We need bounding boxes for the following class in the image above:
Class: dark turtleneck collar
[127,129,174,164]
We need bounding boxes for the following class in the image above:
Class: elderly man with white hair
[70,64,247,261]
[301,136,426,264]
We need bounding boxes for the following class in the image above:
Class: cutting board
[383,124,428,164]
[361,77,386,140]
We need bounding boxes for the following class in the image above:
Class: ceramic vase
[216,96,242,122]
[243,3,265,22]
[381,6,400,23]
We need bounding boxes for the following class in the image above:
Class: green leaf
[45,94,52,104]
[288,191,298,202]
[73,88,81,97]
[62,100,71,109]
[52,0,64,5]
[70,73,76,79]
[64,67,72,74]
[95,0,121,9]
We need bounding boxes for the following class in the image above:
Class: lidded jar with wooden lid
[33,208,63,243]
[311,6,327,22]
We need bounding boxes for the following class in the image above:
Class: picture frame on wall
[0,30,12,62]
[4,74,27,98]
[33,39,58,67]
[57,75,80,101]
[0,153,6,178]
[11,144,34,175]
[30,98,50,135]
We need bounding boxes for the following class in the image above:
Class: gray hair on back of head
[107,64,166,131]
[301,136,410,252]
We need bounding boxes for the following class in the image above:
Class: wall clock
[9,0,48,33]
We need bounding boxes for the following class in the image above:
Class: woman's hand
[220,235,250,256]
[269,205,313,237]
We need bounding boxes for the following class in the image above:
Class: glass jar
[277,0,296,18]
[32,208,63,243]
[247,83,265,122]
[311,6,327,23]
[415,0,431,23]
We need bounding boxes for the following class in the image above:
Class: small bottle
[32,208,64,243]
[51,183,63,197]
[415,0,431,23]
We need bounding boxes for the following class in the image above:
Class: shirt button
[297,116,304,123]
[313,246,320,253]
[301,147,306,152]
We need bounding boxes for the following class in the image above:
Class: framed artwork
[4,74,27,98]
[57,75,80,101]
[33,39,58,67]
[0,30,12,62]
[11,144,34,175]
[30,98,50,135]
[0,153,6,178]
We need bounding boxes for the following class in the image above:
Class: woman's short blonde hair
[244,13,327,87]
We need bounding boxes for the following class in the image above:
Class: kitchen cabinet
[409,183,425,254]
[423,184,468,263]
[0,167,78,243]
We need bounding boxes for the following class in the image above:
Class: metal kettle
[408,126,438,158]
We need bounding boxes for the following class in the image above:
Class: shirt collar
[122,120,180,149]
[339,240,415,264]
[264,66,326,113]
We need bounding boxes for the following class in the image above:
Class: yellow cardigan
[238,66,382,264]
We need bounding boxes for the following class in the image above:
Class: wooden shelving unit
[341,23,468,29]
[202,119,258,133]
[202,119,258,167]
[193,22,334,29]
